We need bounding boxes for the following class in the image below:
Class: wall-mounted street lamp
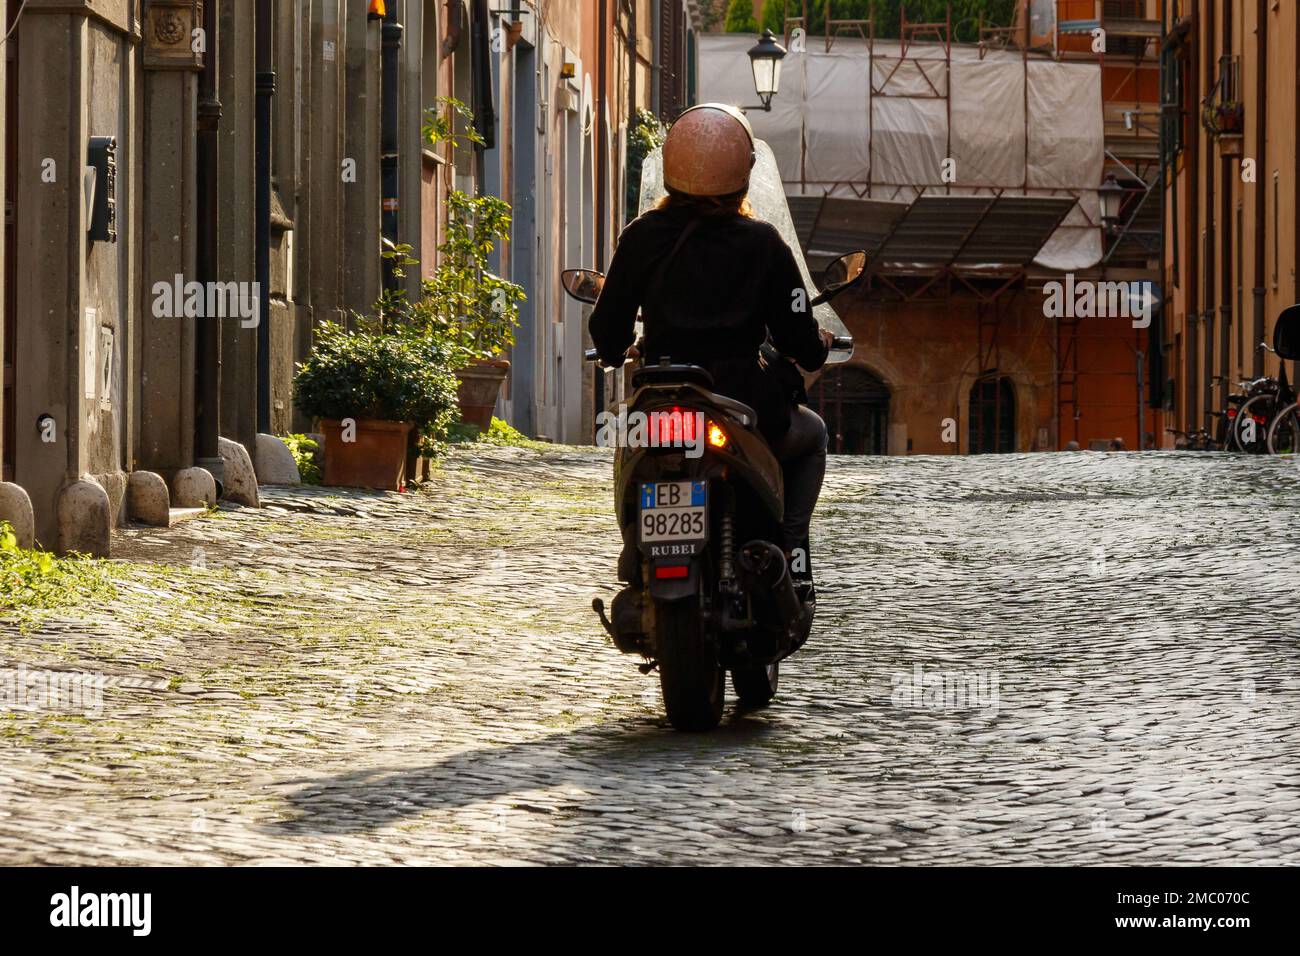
[745,29,786,112]
[1099,172,1125,235]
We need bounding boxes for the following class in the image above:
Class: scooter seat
[631,363,714,390]
[707,393,757,429]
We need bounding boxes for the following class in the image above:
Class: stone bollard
[254,433,301,485]
[0,481,36,549]
[127,471,172,526]
[57,478,112,557]
[173,467,218,508]
[218,437,260,507]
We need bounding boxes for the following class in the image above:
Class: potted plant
[1216,100,1244,135]
[409,188,525,430]
[292,322,459,490]
[421,98,526,431]
[1201,99,1244,137]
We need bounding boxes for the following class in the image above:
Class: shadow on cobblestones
[270,717,777,835]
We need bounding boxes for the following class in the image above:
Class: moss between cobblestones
[3,448,603,724]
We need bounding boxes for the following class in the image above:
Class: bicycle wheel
[1223,416,1241,452]
[1266,402,1300,454]
[1233,394,1276,454]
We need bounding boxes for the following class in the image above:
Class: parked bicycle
[1266,304,1300,453]
[1165,427,1219,452]
[1228,346,1294,454]
[1210,375,1250,452]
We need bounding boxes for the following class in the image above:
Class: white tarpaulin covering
[697,34,1103,270]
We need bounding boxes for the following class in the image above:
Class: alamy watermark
[594,405,708,459]
[891,663,1000,716]
[1042,273,1154,329]
[151,274,260,328]
[50,886,151,937]
[1,664,106,716]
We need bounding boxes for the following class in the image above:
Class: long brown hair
[656,188,754,219]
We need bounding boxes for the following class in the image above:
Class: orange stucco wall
[823,282,1150,454]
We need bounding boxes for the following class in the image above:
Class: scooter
[560,251,865,730]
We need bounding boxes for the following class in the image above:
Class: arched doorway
[968,375,1016,453]
[809,366,890,454]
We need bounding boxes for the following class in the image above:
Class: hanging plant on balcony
[1201,99,1244,137]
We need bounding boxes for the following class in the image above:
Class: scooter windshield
[639,138,852,362]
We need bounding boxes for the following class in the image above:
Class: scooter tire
[655,597,724,732]
[731,662,779,708]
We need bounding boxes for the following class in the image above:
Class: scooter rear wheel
[731,662,779,708]
[655,597,724,731]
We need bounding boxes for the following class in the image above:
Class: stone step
[168,507,208,526]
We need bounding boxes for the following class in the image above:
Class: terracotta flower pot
[320,418,413,491]
[455,358,510,431]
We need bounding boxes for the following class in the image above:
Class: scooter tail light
[653,406,701,446]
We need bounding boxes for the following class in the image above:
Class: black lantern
[1099,172,1125,234]
[747,29,787,112]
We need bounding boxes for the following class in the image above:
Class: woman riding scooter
[588,103,833,598]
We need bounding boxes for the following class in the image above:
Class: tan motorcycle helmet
[662,103,756,198]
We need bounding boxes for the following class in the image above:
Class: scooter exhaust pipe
[738,540,802,633]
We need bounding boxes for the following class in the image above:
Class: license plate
[639,481,707,544]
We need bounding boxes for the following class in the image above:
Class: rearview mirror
[811,251,867,305]
[823,251,867,289]
[561,269,605,305]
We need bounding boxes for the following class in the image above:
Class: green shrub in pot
[292,321,460,457]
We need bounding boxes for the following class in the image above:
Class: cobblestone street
[2,446,1299,865]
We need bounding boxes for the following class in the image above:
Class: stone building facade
[0,0,699,553]
[1162,0,1299,433]
[0,0,472,553]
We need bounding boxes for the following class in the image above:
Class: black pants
[770,404,829,580]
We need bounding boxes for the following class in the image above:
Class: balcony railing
[1201,55,1243,139]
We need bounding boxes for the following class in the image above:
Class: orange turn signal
[707,422,727,449]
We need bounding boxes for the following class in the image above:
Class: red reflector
[654,565,689,579]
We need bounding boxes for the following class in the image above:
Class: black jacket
[588,204,828,440]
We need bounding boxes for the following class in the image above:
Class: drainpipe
[255,0,274,435]
[1202,4,1215,428]
[195,0,223,482]
[381,1,403,292]
[1186,6,1199,431]
[1294,0,1300,384]
[1252,0,1267,377]
[595,0,609,425]
[628,0,637,130]
[1219,8,1232,402]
